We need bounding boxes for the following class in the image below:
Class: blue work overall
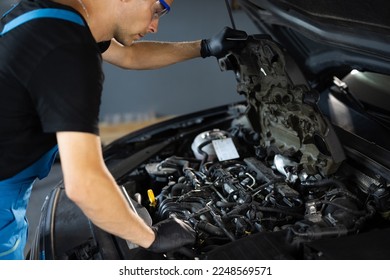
[0,7,85,260]
[0,146,58,259]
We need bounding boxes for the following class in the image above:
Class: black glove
[147,217,196,253]
[200,26,247,58]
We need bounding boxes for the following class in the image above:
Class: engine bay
[112,36,390,259]
[38,35,390,260]
[116,112,390,259]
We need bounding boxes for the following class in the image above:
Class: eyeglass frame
[159,0,171,12]
[153,0,171,19]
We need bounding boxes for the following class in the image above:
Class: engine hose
[301,178,347,190]
[291,225,349,239]
[215,201,237,208]
[209,208,236,241]
[196,220,225,236]
[251,179,283,196]
[350,202,376,231]
[325,188,362,205]
[227,214,256,232]
[160,156,196,170]
[171,183,187,196]
[255,205,304,219]
[197,140,213,169]
[177,193,209,204]
[226,203,250,216]
[321,200,366,216]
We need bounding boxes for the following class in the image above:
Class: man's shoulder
[1,0,93,49]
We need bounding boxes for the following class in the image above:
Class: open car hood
[238,0,390,78]
[217,0,390,177]
[219,35,345,177]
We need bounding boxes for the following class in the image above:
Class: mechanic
[0,0,247,260]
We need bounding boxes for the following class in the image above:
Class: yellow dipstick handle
[148,189,157,207]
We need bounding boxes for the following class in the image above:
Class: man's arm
[102,27,248,70]
[56,131,155,248]
[103,39,202,70]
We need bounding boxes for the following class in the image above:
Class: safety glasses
[152,0,171,20]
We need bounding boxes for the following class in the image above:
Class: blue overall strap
[0,8,85,36]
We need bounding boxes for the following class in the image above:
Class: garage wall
[1,1,259,122]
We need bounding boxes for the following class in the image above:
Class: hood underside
[238,0,390,77]
[219,35,346,176]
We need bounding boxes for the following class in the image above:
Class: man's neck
[50,0,114,42]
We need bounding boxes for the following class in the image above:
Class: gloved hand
[200,26,248,58]
[147,217,196,253]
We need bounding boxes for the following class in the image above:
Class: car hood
[219,35,346,177]
[215,0,390,177]
[238,0,390,77]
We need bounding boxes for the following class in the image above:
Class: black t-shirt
[0,0,109,180]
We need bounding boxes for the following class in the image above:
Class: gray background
[1,0,259,122]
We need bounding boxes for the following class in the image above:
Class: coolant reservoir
[191,129,228,161]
